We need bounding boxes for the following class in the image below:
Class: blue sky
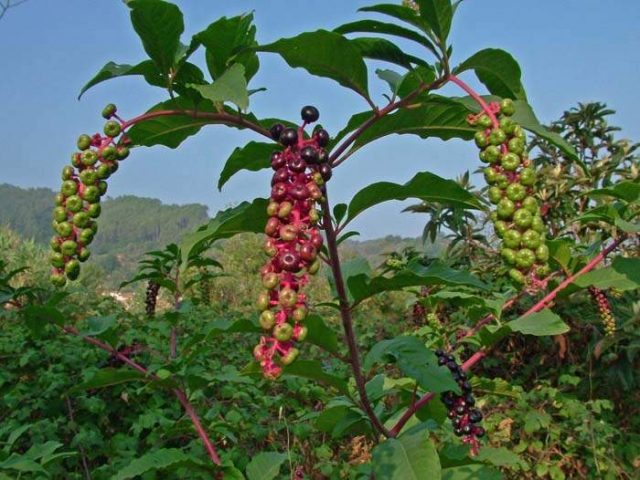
[1,1,639,239]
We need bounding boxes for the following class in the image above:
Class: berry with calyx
[301,105,319,123]
[77,134,92,151]
[103,120,121,137]
[50,273,67,287]
[259,310,276,330]
[280,347,299,366]
[82,150,98,166]
[102,103,117,119]
[274,322,294,342]
[500,98,515,116]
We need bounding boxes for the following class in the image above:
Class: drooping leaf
[359,4,431,37]
[346,171,481,225]
[218,141,279,190]
[377,69,405,95]
[365,336,459,393]
[128,0,184,76]
[454,49,526,100]
[589,181,640,204]
[179,198,268,271]
[79,315,117,337]
[188,63,249,111]
[372,426,441,479]
[78,61,162,99]
[335,19,435,51]
[195,12,260,81]
[416,0,454,43]
[245,452,288,480]
[351,37,430,69]
[112,448,210,480]
[259,30,370,102]
[397,65,437,97]
[69,368,148,393]
[507,309,569,336]
[574,257,640,291]
[0,455,48,475]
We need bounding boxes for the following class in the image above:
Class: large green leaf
[179,198,268,271]
[441,464,502,480]
[335,19,435,51]
[259,30,370,102]
[574,257,640,291]
[346,171,481,225]
[195,13,260,81]
[351,37,430,69]
[78,61,162,99]
[245,452,287,480]
[589,181,640,204]
[454,49,526,100]
[0,455,48,475]
[69,368,148,393]
[218,141,279,190]
[347,96,475,157]
[507,309,569,336]
[416,0,454,43]
[372,426,441,479]
[79,315,117,338]
[365,336,459,393]
[304,315,340,354]
[283,360,349,395]
[359,4,431,35]
[128,0,184,76]
[188,64,249,111]
[112,448,210,480]
[347,259,487,305]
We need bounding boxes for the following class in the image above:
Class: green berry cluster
[469,99,550,285]
[49,104,129,286]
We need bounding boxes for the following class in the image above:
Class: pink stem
[448,74,499,129]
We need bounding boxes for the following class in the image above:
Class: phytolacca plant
[253,106,330,379]
[44,0,633,476]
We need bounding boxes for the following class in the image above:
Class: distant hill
[0,183,442,281]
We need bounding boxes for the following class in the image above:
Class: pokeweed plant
[36,0,638,477]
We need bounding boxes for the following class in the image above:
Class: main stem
[62,326,222,466]
[388,237,624,437]
[321,194,391,439]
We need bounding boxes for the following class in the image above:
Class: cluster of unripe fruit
[49,104,129,286]
[436,350,485,455]
[252,106,331,380]
[469,99,550,285]
[588,286,616,336]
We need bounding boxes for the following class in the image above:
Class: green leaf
[507,309,569,336]
[218,141,279,190]
[365,336,459,393]
[351,37,430,69]
[589,181,640,204]
[283,360,349,395]
[359,4,431,36]
[21,305,65,337]
[347,96,476,157]
[0,455,48,475]
[305,315,339,354]
[129,0,184,76]
[79,315,117,337]
[333,203,348,224]
[112,448,209,480]
[259,30,370,102]
[245,452,288,480]
[454,49,526,100]
[346,171,481,225]
[416,0,454,43]
[377,69,405,95]
[69,368,148,393]
[335,20,435,52]
[397,65,437,97]
[442,464,502,480]
[372,426,441,479]
[179,198,268,271]
[574,257,640,291]
[328,257,372,300]
[188,64,249,111]
[195,13,260,81]
[348,259,487,305]
[78,61,162,99]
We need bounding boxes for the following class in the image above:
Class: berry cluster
[253,106,331,380]
[49,104,129,286]
[436,350,485,455]
[468,99,550,285]
[145,280,160,317]
[589,286,616,336]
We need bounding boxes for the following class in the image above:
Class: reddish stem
[448,74,499,129]
[388,237,624,437]
[62,326,222,466]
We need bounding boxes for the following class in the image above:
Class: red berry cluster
[467,99,550,286]
[49,104,129,286]
[253,106,331,380]
[437,350,485,455]
[589,286,616,336]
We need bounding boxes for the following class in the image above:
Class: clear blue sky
[1,1,639,239]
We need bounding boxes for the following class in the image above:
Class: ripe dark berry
[474,426,486,438]
[438,356,447,366]
[289,156,307,173]
[289,184,309,200]
[271,152,286,170]
[270,123,285,141]
[279,251,301,272]
[300,146,319,164]
[279,127,298,146]
[314,128,330,147]
[301,105,319,123]
[319,164,332,181]
[469,409,483,423]
[272,168,290,185]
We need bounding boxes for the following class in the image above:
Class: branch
[61,326,222,466]
[388,236,625,437]
[0,0,28,21]
[321,192,391,438]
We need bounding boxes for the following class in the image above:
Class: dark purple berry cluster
[145,280,160,317]
[436,350,485,455]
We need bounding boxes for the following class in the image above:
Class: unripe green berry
[97,180,108,195]
[50,236,62,252]
[77,134,92,151]
[522,230,541,249]
[509,268,525,284]
[274,322,294,342]
[102,145,117,161]
[61,166,75,181]
[79,228,94,245]
[280,347,299,366]
[82,186,100,203]
[50,252,65,268]
[102,103,117,119]
[499,117,516,134]
[73,212,90,228]
[483,167,498,185]
[474,131,489,148]
[103,120,121,138]
[53,206,67,222]
[61,240,78,256]
[56,221,73,237]
[267,201,279,217]
[81,150,98,167]
[508,137,525,155]
[520,168,536,186]
[116,146,130,160]
[500,98,515,116]
[488,186,503,204]
[489,128,507,146]
[497,198,516,219]
[496,175,509,189]
[88,221,98,234]
[71,152,83,168]
[61,180,78,197]
[308,259,320,275]
[296,326,308,342]
[279,287,297,308]
[262,272,279,289]
[309,208,320,224]
[65,195,83,213]
[513,125,526,140]
[256,292,270,311]
[278,201,293,219]
[503,229,522,249]
[484,145,501,164]
[292,306,308,322]
[78,247,91,262]
[535,244,550,262]
[515,248,536,269]
[501,152,521,171]
[477,114,492,128]
[55,192,65,206]
[506,183,526,202]
[501,247,517,265]
[80,170,98,186]
[535,264,550,277]
[259,310,276,330]
[531,215,545,233]
[522,196,538,214]
[50,273,67,287]
[513,208,533,229]
[494,220,508,238]
[65,259,81,280]
[96,164,111,179]
[107,160,119,174]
